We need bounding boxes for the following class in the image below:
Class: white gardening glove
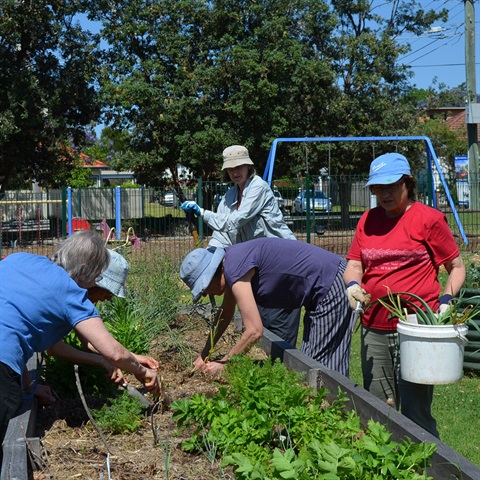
[346,281,371,310]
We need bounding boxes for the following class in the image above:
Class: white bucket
[397,320,469,385]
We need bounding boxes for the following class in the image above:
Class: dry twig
[73,364,113,456]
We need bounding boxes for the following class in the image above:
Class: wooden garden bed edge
[259,328,480,480]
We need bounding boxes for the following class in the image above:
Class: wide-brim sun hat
[180,247,225,303]
[365,152,411,187]
[222,145,254,170]
[96,250,129,298]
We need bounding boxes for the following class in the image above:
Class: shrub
[43,331,116,398]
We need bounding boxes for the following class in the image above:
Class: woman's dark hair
[404,175,416,200]
[222,165,256,183]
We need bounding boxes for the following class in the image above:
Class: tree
[319,0,450,172]
[92,0,341,184]
[0,1,102,190]
[93,0,451,188]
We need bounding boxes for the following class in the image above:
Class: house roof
[421,106,480,141]
[80,153,108,169]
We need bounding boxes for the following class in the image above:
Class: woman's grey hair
[222,165,256,182]
[50,230,110,288]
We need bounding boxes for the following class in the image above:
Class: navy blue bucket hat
[180,248,225,302]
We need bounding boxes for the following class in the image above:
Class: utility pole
[465,0,479,210]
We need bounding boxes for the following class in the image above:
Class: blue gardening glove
[438,294,452,314]
[181,201,203,216]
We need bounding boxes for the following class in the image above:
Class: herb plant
[92,391,145,434]
[98,297,151,355]
[172,355,436,479]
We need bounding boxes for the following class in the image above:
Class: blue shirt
[223,238,341,311]
[0,253,98,375]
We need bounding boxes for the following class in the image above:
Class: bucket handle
[454,325,469,344]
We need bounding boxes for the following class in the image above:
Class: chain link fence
[1,175,478,264]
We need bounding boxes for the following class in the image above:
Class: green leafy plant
[43,331,116,397]
[127,255,182,342]
[465,261,480,289]
[373,287,480,327]
[171,355,436,479]
[92,391,145,434]
[98,297,151,355]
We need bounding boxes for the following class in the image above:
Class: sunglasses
[370,180,404,195]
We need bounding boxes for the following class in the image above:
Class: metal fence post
[115,187,121,239]
[67,187,72,236]
[197,178,204,242]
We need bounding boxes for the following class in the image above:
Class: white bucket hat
[96,250,129,298]
[222,145,254,170]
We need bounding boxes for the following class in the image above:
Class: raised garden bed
[5,320,480,479]
[259,329,480,480]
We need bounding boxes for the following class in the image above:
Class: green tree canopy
[93,0,450,184]
[0,1,101,190]
[92,0,342,184]
[0,0,458,188]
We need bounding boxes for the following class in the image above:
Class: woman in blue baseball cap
[343,152,465,438]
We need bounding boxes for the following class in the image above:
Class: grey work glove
[346,281,371,310]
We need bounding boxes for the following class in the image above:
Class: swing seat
[96,219,142,250]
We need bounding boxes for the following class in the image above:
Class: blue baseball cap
[180,247,225,302]
[365,153,411,187]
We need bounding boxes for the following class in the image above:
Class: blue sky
[398,0,478,90]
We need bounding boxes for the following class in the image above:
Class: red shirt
[346,202,460,331]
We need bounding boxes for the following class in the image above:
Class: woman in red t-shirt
[343,152,465,438]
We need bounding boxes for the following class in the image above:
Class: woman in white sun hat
[181,145,301,349]
[87,249,129,302]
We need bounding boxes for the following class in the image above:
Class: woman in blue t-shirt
[0,231,161,466]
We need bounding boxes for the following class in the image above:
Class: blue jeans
[360,326,439,438]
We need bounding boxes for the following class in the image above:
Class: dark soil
[33,312,262,479]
